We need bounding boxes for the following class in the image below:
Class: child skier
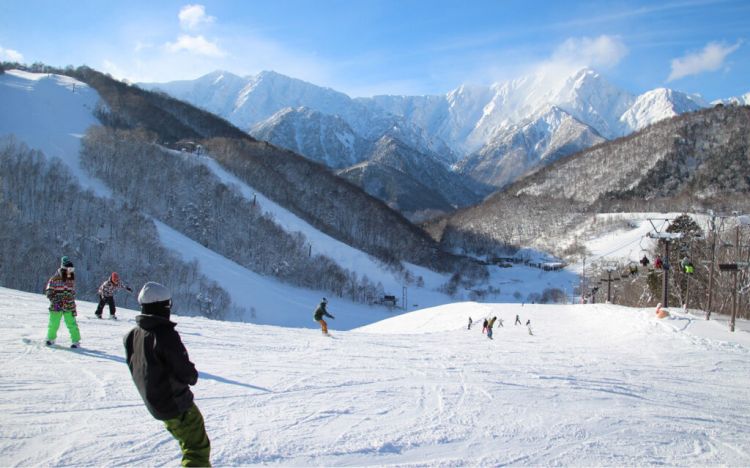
[95,272,132,319]
[45,256,81,348]
[124,282,211,467]
[313,298,335,335]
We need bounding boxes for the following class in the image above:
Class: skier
[124,282,211,467]
[467,317,473,330]
[526,319,533,335]
[487,316,497,339]
[44,256,81,348]
[497,318,504,327]
[313,298,335,335]
[94,271,132,319]
[515,315,522,325]
[482,318,489,334]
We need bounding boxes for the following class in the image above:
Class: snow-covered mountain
[337,135,486,216]
[619,88,705,133]
[250,106,367,169]
[142,67,739,197]
[456,105,606,187]
[0,68,476,323]
[714,91,750,106]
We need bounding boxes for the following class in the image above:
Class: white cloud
[551,35,629,70]
[179,4,215,31]
[0,46,24,62]
[667,41,741,82]
[164,34,226,57]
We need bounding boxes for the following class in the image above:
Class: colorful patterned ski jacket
[98,279,128,298]
[45,270,76,312]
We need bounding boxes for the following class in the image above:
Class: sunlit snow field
[2,287,749,466]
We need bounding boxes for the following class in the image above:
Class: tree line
[0,137,234,318]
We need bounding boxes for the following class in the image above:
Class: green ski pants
[164,403,211,467]
[47,311,80,343]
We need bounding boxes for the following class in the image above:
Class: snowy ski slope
[2,286,749,466]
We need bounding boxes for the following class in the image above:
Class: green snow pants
[164,403,211,467]
[46,311,80,343]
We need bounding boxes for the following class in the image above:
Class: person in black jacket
[313,298,335,335]
[124,282,210,467]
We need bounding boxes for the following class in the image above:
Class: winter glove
[126,287,133,292]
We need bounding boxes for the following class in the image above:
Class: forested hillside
[65,65,465,272]
[0,138,233,318]
[0,63,486,320]
[427,105,750,257]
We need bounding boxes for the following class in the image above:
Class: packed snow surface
[2,287,749,466]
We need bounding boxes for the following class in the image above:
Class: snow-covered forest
[0,137,234,318]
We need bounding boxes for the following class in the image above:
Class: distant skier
[44,256,81,348]
[124,282,211,467]
[497,318,504,327]
[487,316,497,339]
[313,298,335,335]
[467,317,473,330]
[515,315,522,325]
[94,271,132,320]
[482,318,489,334]
[526,319,533,335]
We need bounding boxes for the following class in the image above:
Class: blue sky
[0,0,748,100]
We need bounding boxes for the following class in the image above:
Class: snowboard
[22,337,83,351]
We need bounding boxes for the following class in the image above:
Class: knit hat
[60,256,73,268]
[138,282,172,318]
[138,281,171,305]
[111,272,119,283]
[321,297,328,304]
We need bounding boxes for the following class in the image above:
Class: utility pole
[662,239,671,308]
[580,253,586,304]
[706,213,717,319]
[600,265,619,303]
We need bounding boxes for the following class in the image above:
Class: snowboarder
[467,317,473,330]
[487,316,497,339]
[313,298,335,335]
[94,271,132,319]
[44,256,81,348]
[124,282,211,467]
[515,315,522,325]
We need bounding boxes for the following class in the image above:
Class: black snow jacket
[314,303,334,321]
[124,314,198,420]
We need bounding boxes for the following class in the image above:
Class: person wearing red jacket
[94,271,132,319]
